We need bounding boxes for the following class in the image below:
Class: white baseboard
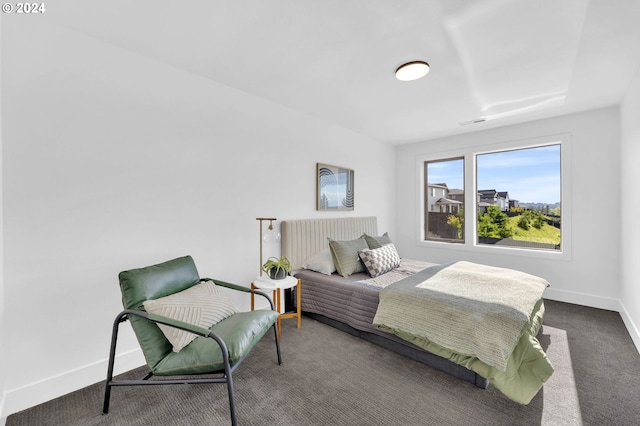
[544,287,621,311]
[1,349,145,419]
[619,302,640,355]
[545,287,640,353]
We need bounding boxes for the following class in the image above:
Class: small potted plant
[262,256,292,280]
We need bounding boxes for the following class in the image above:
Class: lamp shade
[262,227,281,244]
[257,217,280,276]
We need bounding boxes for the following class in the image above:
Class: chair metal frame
[103,281,281,426]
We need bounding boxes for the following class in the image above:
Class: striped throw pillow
[143,280,239,352]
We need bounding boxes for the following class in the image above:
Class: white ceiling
[52,0,640,144]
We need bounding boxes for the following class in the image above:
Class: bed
[282,216,554,404]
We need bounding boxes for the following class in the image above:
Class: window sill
[416,239,571,261]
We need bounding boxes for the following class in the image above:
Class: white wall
[0,19,395,416]
[620,67,640,352]
[396,108,624,311]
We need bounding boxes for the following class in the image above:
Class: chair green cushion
[152,309,279,375]
[119,256,201,310]
[119,256,201,368]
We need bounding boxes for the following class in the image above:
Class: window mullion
[464,151,475,247]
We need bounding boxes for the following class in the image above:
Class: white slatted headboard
[281,216,378,270]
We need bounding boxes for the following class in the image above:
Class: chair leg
[273,323,282,365]
[103,312,125,414]
[103,380,113,414]
[223,365,237,426]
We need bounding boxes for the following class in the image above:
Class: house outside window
[424,158,464,242]
[419,136,567,257]
[476,144,561,251]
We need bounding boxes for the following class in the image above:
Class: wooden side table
[251,275,301,340]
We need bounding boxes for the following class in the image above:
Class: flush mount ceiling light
[395,61,430,81]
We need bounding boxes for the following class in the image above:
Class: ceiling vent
[459,118,487,126]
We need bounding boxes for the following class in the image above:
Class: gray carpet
[7,300,640,425]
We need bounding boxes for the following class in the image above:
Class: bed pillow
[358,243,401,278]
[302,248,336,275]
[362,232,393,249]
[328,236,368,277]
[143,280,239,353]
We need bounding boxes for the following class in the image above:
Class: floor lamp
[256,217,281,276]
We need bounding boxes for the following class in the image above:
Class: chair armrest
[202,278,275,311]
[124,309,210,337]
[204,278,248,293]
[121,309,231,357]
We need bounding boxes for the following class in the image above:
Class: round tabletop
[253,275,298,290]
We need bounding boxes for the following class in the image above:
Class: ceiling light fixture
[395,61,430,81]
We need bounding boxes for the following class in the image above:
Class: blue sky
[427,144,561,204]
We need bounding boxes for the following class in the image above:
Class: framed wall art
[316,163,354,211]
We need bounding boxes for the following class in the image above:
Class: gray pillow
[143,280,239,352]
[362,232,393,249]
[358,244,401,278]
[328,236,368,277]
[302,248,336,275]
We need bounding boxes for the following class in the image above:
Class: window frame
[416,134,571,260]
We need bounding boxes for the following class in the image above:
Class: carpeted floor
[6,300,640,425]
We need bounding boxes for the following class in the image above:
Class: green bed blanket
[373,261,554,404]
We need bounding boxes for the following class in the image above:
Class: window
[424,157,464,243]
[420,136,567,256]
[476,144,561,251]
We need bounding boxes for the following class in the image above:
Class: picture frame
[316,163,354,211]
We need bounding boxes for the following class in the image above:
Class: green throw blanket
[373,261,554,404]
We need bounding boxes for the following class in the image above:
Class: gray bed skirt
[302,311,489,389]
